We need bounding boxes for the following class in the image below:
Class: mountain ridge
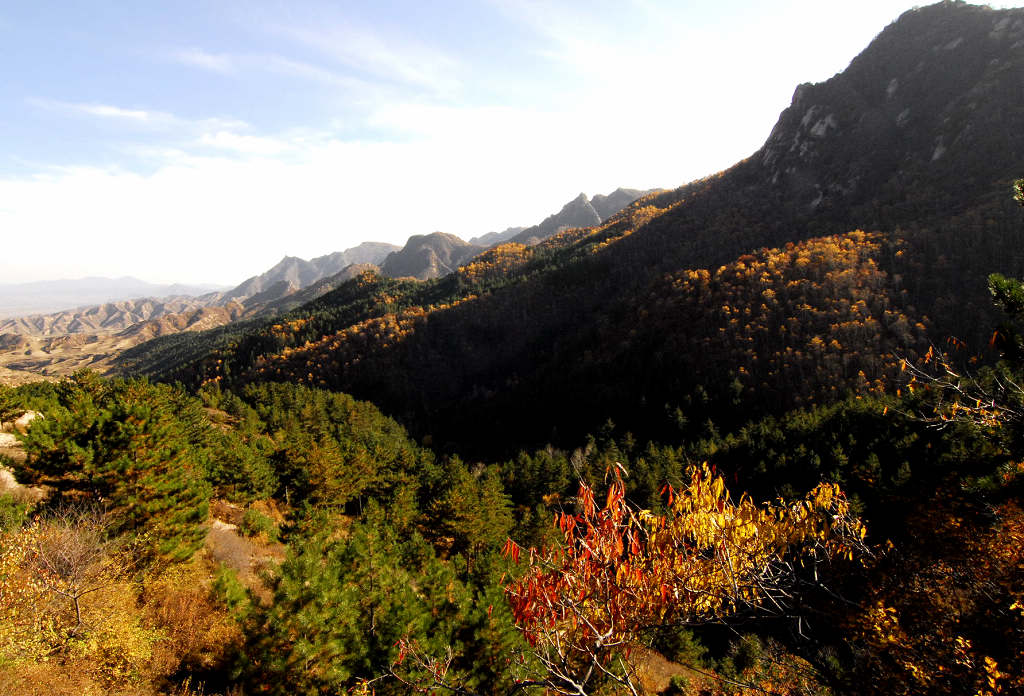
[508,188,653,246]
[216,242,401,305]
[119,1,1024,454]
[377,188,653,280]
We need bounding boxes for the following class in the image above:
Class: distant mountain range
[0,277,226,319]
[0,242,400,340]
[0,188,649,340]
[468,226,526,248]
[0,187,651,381]
[0,297,242,337]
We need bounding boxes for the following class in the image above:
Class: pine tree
[429,461,513,570]
[250,510,478,695]
[17,374,210,562]
[89,398,210,560]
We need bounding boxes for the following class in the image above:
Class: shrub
[239,509,279,542]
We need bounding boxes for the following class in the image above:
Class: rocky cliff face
[757,2,1024,216]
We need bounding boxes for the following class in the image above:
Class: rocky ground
[0,415,46,502]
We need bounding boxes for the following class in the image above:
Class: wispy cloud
[172,47,237,75]
[258,54,367,89]
[171,4,468,98]
[27,97,249,133]
[28,97,171,124]
[70,103,154,121]
[170,48,367,90]
[198,130,292,156]
[490,0,694,85]
[278,23,462,95]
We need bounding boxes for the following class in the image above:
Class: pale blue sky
[0,1,969,285]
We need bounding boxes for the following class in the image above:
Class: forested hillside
[4,3,1024,695]
[4,263,1023,693]
[117,1,1024,454]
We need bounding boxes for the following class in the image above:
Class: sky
[0,0,979,286]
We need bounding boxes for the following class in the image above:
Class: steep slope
[509,193,600,246]
[255,264,378,315]
[463,190,649,250]
[239,231,927,450]
[616,1,1024,337]
[123,2,1024,453]
[376,188,650,280]
[759,3,1024,213]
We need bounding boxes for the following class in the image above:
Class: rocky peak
[757,1,1024,213]
[379,233,482,280]
[509,192,603,246]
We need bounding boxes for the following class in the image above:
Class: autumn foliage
[845,494,1024,695]
[501,465,868,694]
[0,509,239,696]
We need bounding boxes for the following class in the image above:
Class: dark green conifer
[17,373,210,562]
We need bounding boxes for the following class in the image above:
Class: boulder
[13,411,42,434]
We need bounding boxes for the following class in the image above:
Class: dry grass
[0,661,152,696]
[632,646,706,694]
[143,559,243,677]
[1,513,246,696]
